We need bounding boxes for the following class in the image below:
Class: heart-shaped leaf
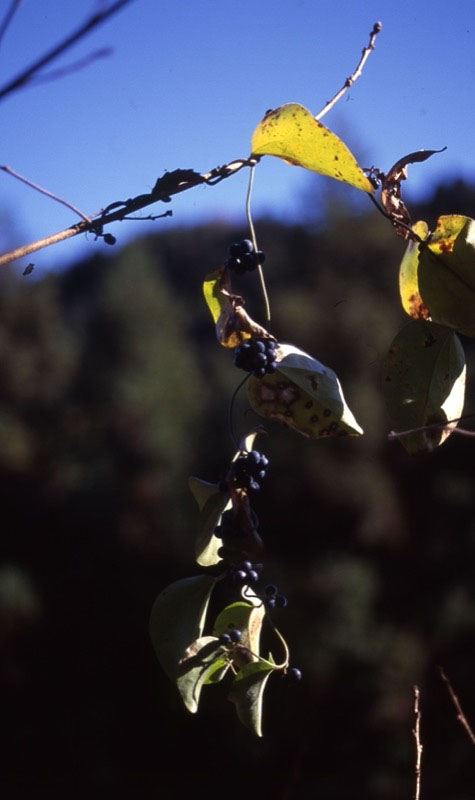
[251,103,374,193]
[418,215,475,336]
[382,320,466,454]
[248,344,363,438]
[149,575,218,681]
[228,661,275,737]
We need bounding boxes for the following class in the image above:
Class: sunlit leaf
[228,661,274,737]
[248,344,363,438]
[382,320,466,454]
[177,636,223,713]
[213,600,265,662]
[149,575,218,681]
[189,477,231,566]
[418,215,475,336]
[202,267,272,347]
[399,220,430,318]
[251,103,374,193]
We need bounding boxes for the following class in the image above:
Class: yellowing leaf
[202,267,271,348]
[251,103,374,193]
[418,215,475,336]
[248,344,363,438]
[399,220,430,319]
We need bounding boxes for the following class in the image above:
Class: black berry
[275,595,288,608]
[231,450,270,492]
[229,629,242,643]
[225,240,265,274]
[287,667,302,681]
[219,633,231,645]
[234,338,278,378]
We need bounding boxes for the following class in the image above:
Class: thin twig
[0,0,136,102]
[245,164,271,323]
[315,21,382,121]
[412,685,423,800]
[0,157,257,267]
[388,413,475,441]
[1,165,92,222]
[29,48,112,86]
[0,0,21,48]
[439,667,475,745]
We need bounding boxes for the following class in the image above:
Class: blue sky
[1,0,475,274]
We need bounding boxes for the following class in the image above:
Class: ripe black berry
[229,628,242,643]
[234,338,278,378]
[265,584,278,596]
[287,667,302,681]
[231,450,270,492]
[225,240,265,274]
[275,595,288,608]
[219,633,231,645]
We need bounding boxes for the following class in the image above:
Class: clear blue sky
[1,0,475,274]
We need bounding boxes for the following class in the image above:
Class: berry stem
[246,164,271,323]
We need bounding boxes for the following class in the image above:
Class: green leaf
[248,344,363,438]
[177,636,223,713]
[382,320,466,454]
[399,220,430,319]
[228,661,274,737]
[213,600,265,660]
[189,477,231,566]
[149,575,218,681]
[418,215,475,336]
[251,103,374,193]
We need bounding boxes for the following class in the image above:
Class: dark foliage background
[1,179,475,799]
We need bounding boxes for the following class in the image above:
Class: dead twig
[1,164,92,223]
[28,48,112,86]
[0,158,257,267]
[0,0,136,102]
[412,685,423,800]
[439,667,475,745]
[0,0,21,48]
[315,21,382,121]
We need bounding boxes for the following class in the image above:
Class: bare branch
[0,0,21,48]
[439,667,475,745]
[315,21,382,121]
[388,413,475,441]
[29,48,112,86]
[0,157,257,267]
[1,164,92,222]
[412,685,423,800]
[0,0,137,103]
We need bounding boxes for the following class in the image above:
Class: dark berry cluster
[219,629,242,645]
[234,338,277,378]
[225,239,265,274]
[264,584,288,609]
[227,559,263,585]
[232,450,269,492]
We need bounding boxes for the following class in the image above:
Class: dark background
[1,180,475,798]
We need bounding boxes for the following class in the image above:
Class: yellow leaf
[398,220,430,319]
[202,267,272,348]
[251,103,374,193]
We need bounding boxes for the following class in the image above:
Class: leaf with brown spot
[202,267,272,347]
[399,220,431,318]
[251,103,374,193]
[419,215,475,336]
[382,148,446,239]
[247,344,363,438]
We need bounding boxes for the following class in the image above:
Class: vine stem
[412,685,423,800]
[315,21,382,121]
[439,666,475,745]
[246,164,271,323]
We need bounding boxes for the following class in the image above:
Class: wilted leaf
[177,636,222,712]
[248,344,363,438]
[202,268,272,347]
[251,103,373,193]
[399,220,430,318]
[381,149,445,239]
[228,661,274,737]
[149,575,218,681]
[189,477,231,566]
[418,215,475,336]
[382,320,466,454]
